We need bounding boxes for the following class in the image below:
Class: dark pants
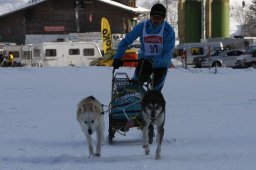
[133,59,168,91]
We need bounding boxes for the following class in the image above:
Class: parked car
[235,46,256,68]
[201,49,244,68]
[173,42,223,65]
[193,50,224,68]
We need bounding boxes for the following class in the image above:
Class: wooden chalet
[0,0,148,44]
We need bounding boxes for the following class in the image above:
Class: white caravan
[3,41,102,67]
[38,41,102,67]
[173,42,223,65]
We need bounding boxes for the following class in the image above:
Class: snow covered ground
[0,66,256,170]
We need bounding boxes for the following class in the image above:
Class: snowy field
[0,66,256,170]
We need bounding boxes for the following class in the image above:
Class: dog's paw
[94,153,101,157]
[88,155,94,159]
[145,148,150,155]
[155,154,161,160]
[143,144,150,155]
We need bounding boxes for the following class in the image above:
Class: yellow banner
[101,17,112,54]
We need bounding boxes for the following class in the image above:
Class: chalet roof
[0,0,149,18]
[98,0,149,14]
[0,0,46,17]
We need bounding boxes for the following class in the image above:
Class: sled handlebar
[112,59,140,74]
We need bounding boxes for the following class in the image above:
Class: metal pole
[201,0,206,40]
[75,0,80,33]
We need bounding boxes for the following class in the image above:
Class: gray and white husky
[142,90,166,160]
[77,96,105,158]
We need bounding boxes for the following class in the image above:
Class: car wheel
[251,62,256,68]
[212,61,221,67]
[194,64,202,68]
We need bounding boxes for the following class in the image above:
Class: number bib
[143,21,165,56]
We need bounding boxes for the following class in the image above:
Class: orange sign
[44,26,65,32]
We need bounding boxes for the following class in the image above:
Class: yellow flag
[101,17,112,54]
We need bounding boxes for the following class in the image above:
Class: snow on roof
[0,0,149,18]
[0,0,47,17]
[97,0,149,14]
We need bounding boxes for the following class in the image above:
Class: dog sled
[108,60,154,144]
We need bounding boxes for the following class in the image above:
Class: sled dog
[77,96,104,157]
[142,90,166,160]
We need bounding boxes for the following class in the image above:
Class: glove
[113,59,123,69]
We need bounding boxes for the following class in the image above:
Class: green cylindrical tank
[211,0,230,38]
[178,0,186,43]
[205,0,212,38]
[184,0,201,43]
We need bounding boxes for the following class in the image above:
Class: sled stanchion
[109,68,116,144]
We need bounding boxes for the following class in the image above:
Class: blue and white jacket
[113,19,175,68]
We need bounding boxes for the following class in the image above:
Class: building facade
[0,0,147,44]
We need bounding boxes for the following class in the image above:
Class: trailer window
[45,49,57,57]
[191,47,204,56]
[213,47,222,51]
[172,49,184,58]
[10,51,20,58]
[84,48,95,56]
[69,49,80,55]
[34,49,41,58]
[23,51,32,60]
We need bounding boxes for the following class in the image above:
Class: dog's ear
[87,96,96,100]
[76,106,84,121]
[77,106,84,114]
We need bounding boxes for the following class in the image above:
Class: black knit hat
[150,3,166,17]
